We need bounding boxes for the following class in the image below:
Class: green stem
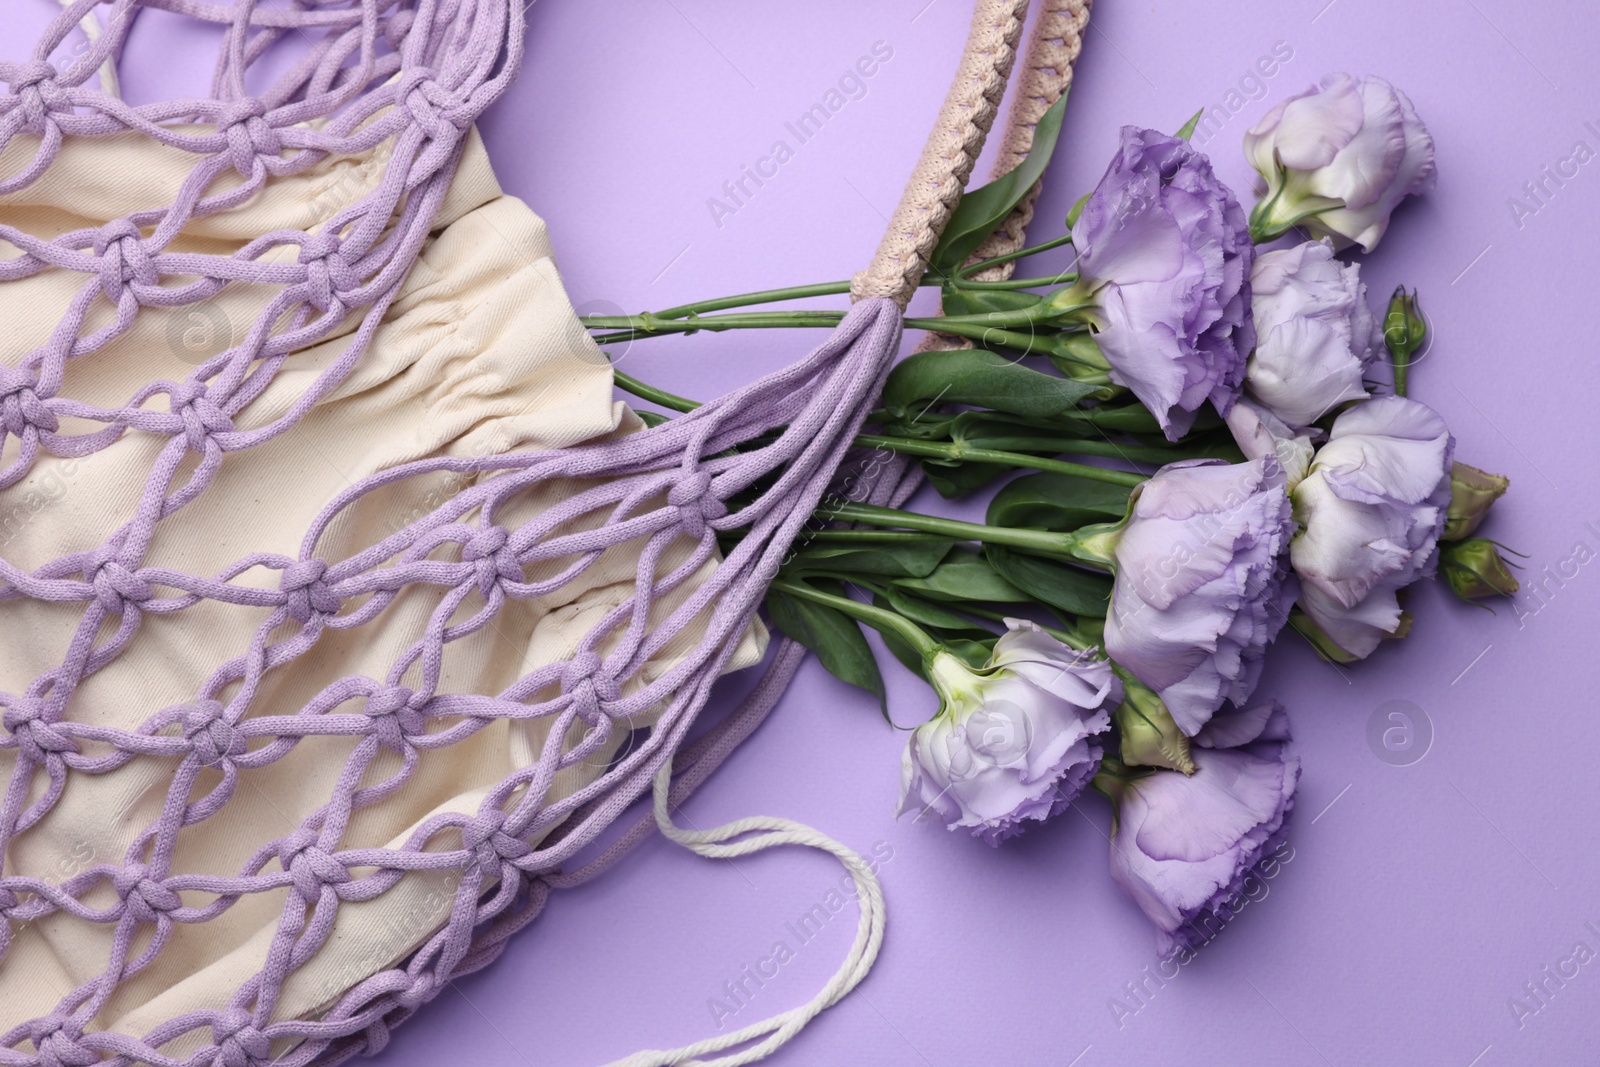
[585,310,1081,355]
[626,268,1078,328]
[613,370,698,413]
[959,233,1074,277]
[654,281,852,319]
[769,577,941,659]
[855,434,1148,486]
[824,501,1080,560]
[924,434,1213,464]
[792,530,958,545]
[586,311,846,337]
[609,376,1174,472]
[953,272,1078,291]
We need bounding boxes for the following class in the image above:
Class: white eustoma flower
[897,623,1119,845]
[1245,73,1435,252]
[1290,396,1454,659]
[1245,239,1379,428]
[1225,397,1315,490]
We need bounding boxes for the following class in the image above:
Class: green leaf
[1047,332,1110,377]
[984,544,1113,617]
[1065,190,1091,229]
[765,585,888,714]
[880,349,1103,421]
[944,637,997,669]
[1175,108,1204,141]
[789,540,955,579]
[940,286,1046,319]
[987,471,1133,532]
[931,91,1071,275]
[923,459,1012,499]
[878,587,996,636]
[1058,403,1164,435]
[876,624,928,680]
[892,547,1031,603]
[871,592,994,679]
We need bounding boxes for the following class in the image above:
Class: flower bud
[1112,671,1195,775]
[1439,538,1520,600]
[1383,286,1426,362]
[1443,462,1509,541]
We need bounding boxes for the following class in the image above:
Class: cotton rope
[0,1,1083,1064]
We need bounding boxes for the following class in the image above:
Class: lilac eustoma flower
[1225,397,1315,490]
[1069,126,1254,441]
[1245,73,1436,252]
[898,621,1119,846]
[1290,395,1454,659]
[1246,238,1380,428]
[1103,458,1295,737]
[1106,701,1300,959]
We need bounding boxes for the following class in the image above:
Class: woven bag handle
[965,0,1093,281]
[850,0,1092,309]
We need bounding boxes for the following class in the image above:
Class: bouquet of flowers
[584,72,1515,959]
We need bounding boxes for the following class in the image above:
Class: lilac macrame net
[0,2,918,1063]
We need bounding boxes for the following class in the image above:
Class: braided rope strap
[849,0,1030,308]
[918,0,1092,351]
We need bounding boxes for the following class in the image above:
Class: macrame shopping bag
[0,1,1089,1064]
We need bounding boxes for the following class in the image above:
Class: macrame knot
[183,700,244,767]
[364,685,424,750]
[87,548,153,614]
[278,832,350,903]
[93,219,158,305]
[280,558,340,622]
[461,525,519,597]
[113,863,182,924]
[26,1013,97,1067]
[668,469,727,539]
[170,381,235,452]
[560,651,620,707]
[396,67,472,142]
[2,693,78,759]
[0,363,57,436]
[296,233,360,314]
[6,60,64,134]
[210,1010,271,1067]
[462,808,530,871]
[217,96,282,177]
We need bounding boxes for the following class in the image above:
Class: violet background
[6,0,1599,1063]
